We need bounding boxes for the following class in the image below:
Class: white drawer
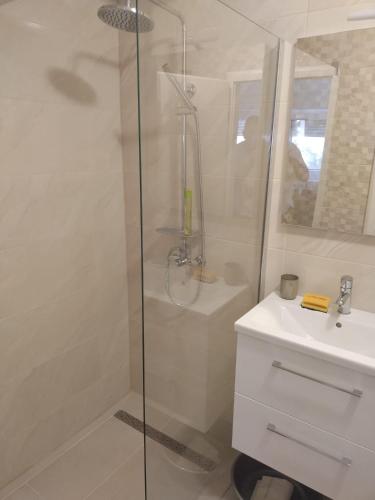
[235,333,375,450]
[233,394,375,500]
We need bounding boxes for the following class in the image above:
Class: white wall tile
[3,485,40,500]
[261,248,285,297]
[0,0,130,488]
[283,250,375,312]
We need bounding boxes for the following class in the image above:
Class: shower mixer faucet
[172,245,204,268]
[174,253,189,267]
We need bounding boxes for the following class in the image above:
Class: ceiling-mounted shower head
[97,1,154,32]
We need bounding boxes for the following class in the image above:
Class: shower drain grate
[114,409,218,472]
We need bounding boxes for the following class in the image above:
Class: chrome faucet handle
[194,255,205,266]
[337,275,353,314]
[340,275,353,291]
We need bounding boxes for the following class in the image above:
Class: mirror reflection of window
[231,80,262,179]
[283,76,332,227]
[227,76,266,220]
[291,77,331,180]
[234,80,261,145]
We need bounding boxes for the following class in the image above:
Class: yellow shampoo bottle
[184,189,192,236]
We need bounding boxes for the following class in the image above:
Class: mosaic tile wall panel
[297,28,375,234]
[293,77,331,110]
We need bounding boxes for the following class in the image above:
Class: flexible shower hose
[165,111,205,308]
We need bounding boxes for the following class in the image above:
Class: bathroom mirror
[281,28,375,236]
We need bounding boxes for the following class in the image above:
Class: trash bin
[231,454,326,500]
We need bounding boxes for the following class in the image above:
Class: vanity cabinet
[233,333,375,500]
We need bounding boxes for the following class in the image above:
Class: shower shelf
[156,227,201,239]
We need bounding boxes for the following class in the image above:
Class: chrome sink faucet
[336,275,353,314]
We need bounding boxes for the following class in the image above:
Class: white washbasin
[235,291,375,375]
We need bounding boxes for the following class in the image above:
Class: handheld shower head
[162,64,197,112]
[97,1,154,32]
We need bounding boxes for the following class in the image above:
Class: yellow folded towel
[301,293,331,313]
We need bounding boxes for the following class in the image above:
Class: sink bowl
[235,292,375,375]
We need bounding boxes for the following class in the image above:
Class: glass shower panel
[136,1,279,499]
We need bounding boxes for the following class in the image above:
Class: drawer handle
[272,361,363,398]
[267,423,352,467]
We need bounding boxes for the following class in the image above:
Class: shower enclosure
[0,0,278,498]
[129,1,279,498]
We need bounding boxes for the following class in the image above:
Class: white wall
[0,0,130,487]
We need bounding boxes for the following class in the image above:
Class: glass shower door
[136,1,279,498]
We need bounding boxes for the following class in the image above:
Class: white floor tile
[0,396,129,500]
[144,439,235,500]
[85,449,145,500]
[197,449,237,500]
[29,418,143,500]
[2,393,236,500]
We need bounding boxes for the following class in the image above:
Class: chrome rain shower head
[97,1,154,32]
